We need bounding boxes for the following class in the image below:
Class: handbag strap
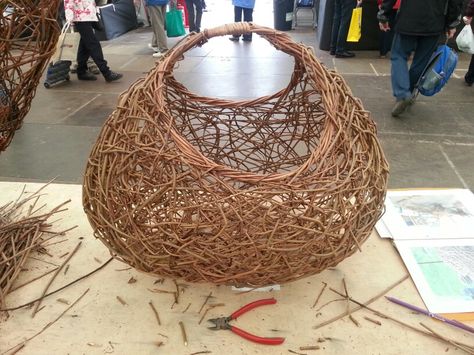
[58,22,76,60]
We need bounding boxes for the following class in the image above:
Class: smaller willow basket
[0,0,61,152]
[83,23,388,287]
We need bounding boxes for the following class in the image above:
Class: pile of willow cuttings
[0,185,71,310]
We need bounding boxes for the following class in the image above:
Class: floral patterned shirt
[64,0,99,22]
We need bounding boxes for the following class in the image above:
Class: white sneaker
[152,51,164,58]
[152,50,168,58]
[148,43,159,52]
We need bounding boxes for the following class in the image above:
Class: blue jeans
[330,0,355,53]
[390,33,439,100]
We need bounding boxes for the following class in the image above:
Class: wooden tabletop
[0,182,472,355]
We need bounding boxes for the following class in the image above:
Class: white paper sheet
[381,189,474,240]
[395,238,474,314]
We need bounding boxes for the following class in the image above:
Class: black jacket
[378,0,463,36]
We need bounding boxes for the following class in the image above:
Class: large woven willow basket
[83,23,388,286]
[0,0,61,152]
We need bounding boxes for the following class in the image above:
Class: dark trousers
[330,0,355,53]
[379,9,397,56]
[233,6,253,40]
[466,54,474,84]
[390,33,439,100]
[185,0,203,32]
[74,22,110,76]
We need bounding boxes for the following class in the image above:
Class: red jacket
[466,0,474,17]
[377,0,400,9]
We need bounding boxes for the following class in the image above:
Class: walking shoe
[104,71,123,82]
[152,50,167,58]
[88,63,100,75]
[335,51,355,58]
[242,37,252,42]
[229,36,240,41]
[148,43,159,52]
[329,50,336,55]
[391,98,411,117]
[77,72,97,81]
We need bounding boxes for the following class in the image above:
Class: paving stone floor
[1,0,473,190]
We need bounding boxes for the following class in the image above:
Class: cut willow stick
[182,302,191,313]
[311,282,327,309]
[179,321,188,346]
[1,187,72,309]
[313,275,409,330]
[31,242,82,317]
[314,298,345,312]
[9,267,59,293]
[364,316,382,326]
[198,303,225,325]
[173,279,180,304]
[198,292,212,314]
[299,346,320,350]
[329,287,474,351]
[149,300,161,326]
[1,288,90,355]
[0,257,113,312]
[420,323,474,355]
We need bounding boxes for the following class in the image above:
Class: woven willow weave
[83,23,389,287]
[0,0,61,152]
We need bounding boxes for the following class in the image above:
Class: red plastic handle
[230,298,277,320]
[230,325,285,345]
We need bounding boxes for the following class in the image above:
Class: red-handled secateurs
[207,298,285,345]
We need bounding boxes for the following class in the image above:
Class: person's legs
[192,0,203,32]
[148,6,159,48]
[149,5,168,52]
[235,5,243,22]
[390,32,418,116]
[390,32,417,100]
[335,0,355,54]
[243,7,253,22]
[76,35,91,76]
[408,35,439,93]
[466,54,474,86]
[230,6,243,40]
[185,0,196,32]
[74,21,122,82]
[74,22,110,77]
[242,7,253,41]
[330,0,342,53]
[136,0,150,27]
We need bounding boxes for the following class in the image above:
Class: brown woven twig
[0,0,62,152]
[83,23,389,286]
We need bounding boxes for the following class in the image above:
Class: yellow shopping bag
[347,7,362,42]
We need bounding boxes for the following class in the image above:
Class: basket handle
[163,23,295,68]
[202,22,254,39]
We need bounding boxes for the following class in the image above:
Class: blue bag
[297,0,313,6]
[417,45,458,97]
